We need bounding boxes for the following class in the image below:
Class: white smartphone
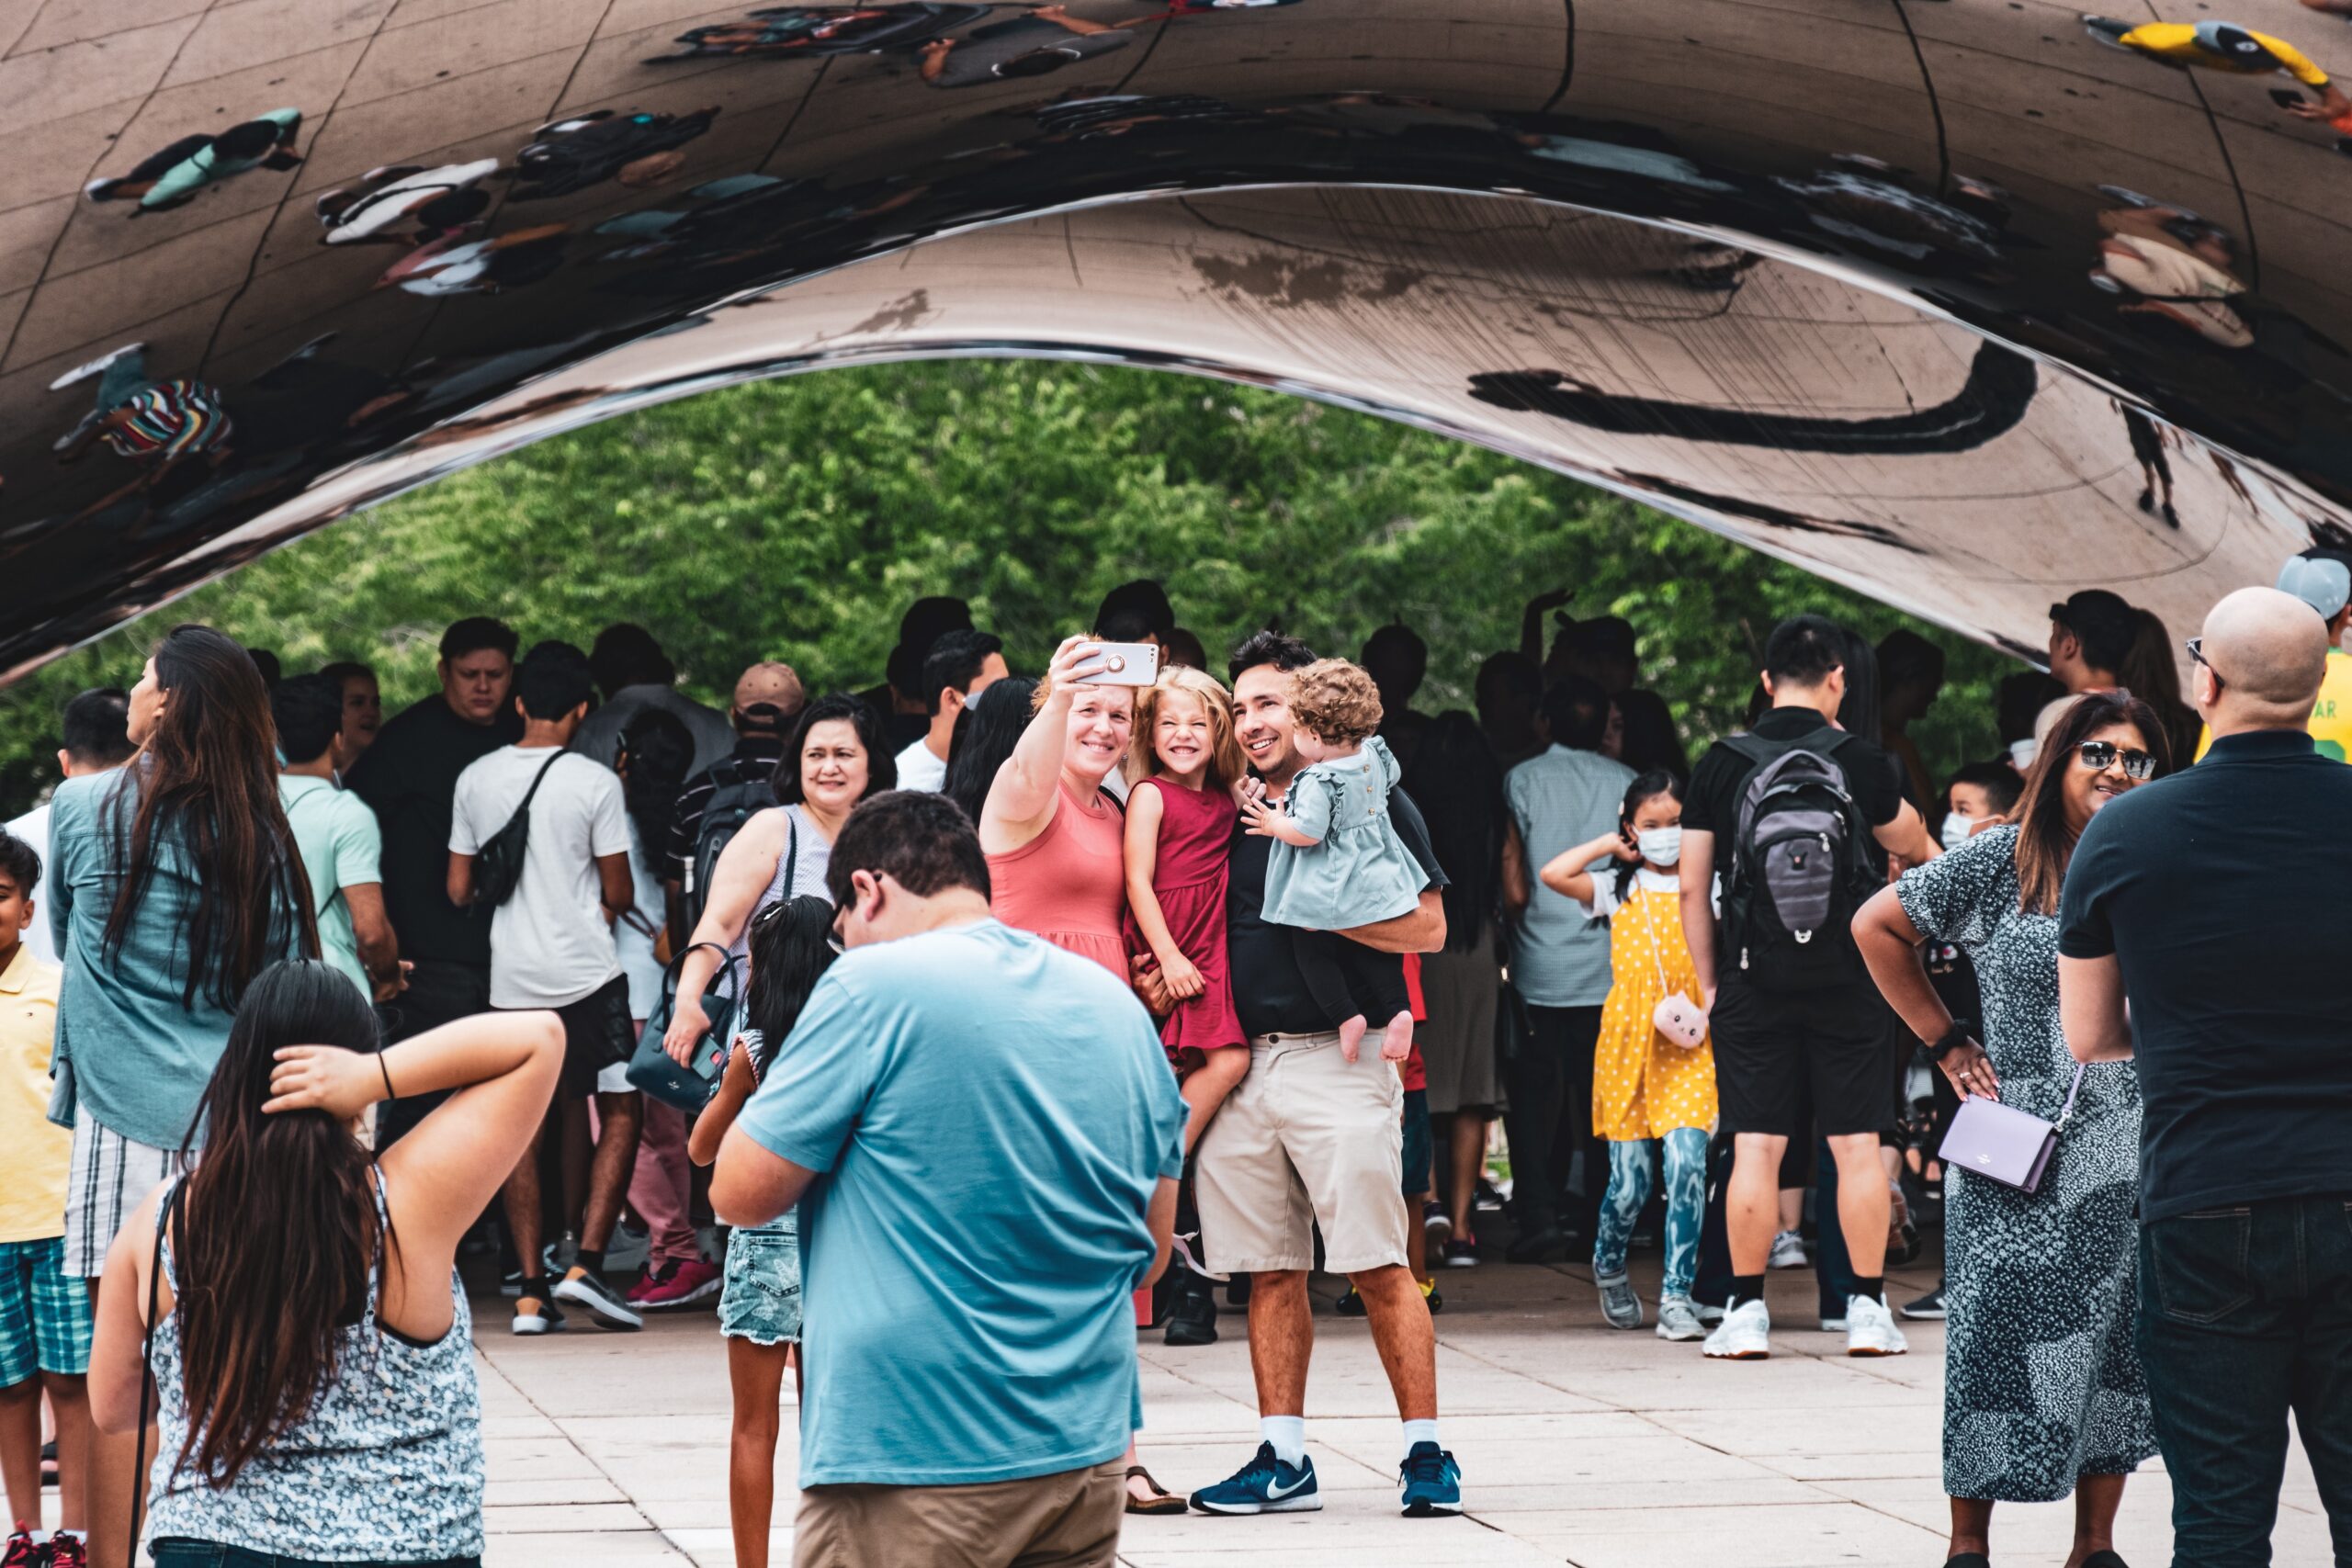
[1076,641,1160,686]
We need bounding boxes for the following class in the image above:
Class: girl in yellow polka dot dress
[1539,770,1718,1343]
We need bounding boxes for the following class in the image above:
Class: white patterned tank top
[143,1172,486,1560]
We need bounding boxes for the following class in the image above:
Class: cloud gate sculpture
[6,0,2350,681]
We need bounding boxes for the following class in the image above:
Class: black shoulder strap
[515,750,564,815]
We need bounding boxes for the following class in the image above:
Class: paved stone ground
[464,1245,2331,1567]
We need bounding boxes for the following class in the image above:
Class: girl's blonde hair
[1129,666,1248,790]
[1289,658,1384,746]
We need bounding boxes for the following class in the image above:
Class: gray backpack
[1718,731,1879,991]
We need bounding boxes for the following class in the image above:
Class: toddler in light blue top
[1242,659,1422,1063]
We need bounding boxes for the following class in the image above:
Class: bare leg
[1351,1264,1437,1420]
[1247,1269,1315,1416]
[1730,1134,1792,1275]
[1180,1050,1249,1156]
[1447,1113,1487,1242]
[1405,1193,1430,1287]
[582,1091,643,1254]
[503,1114,550,1287]
[1826,1133,1889,1280]
[560,1097,592,1244]
[45,1373,89,1529]
[1777,1186,1802,1235]
[2064,1473,2128,1568]
[79,1280,144,1568]
[1949,1495,1994,1561]
[726,1337,789,1568]
[0,1377,39,1526]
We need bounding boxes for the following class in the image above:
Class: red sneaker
[3,1524,42,1568]
[625,1259,676,1304]
[46,1533,85,1568]
[637,1257,722,1311]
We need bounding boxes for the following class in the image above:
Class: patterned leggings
[1591,1126,1709,1299]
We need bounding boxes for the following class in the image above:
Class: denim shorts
[719,1213,800,1346]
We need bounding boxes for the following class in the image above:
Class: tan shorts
[794,1460,1125,1568]
[1194,1030,1408,1276]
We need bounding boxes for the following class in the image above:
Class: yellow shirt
[2195,648,2352,763]
[2120,21,2332,85]
[0,942,64,1243]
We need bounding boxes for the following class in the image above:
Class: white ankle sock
[1261,1415,1306,1466]
[1402,1418,1441,1456]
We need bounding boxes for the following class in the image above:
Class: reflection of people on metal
[1033,92,1267,138]
[84,109,303,214]
[918,6,1131,86]
[314,161,499,245]
[2118,404,2178,528]
[1771,156,2008,273]
[1516,133,1736,195]
[45,344,234,532]
[647,4,990,61]
[592,175,807,260]
[508,110,718,201]
[2086,17,2352,136]
[1159,0,1303,10]
[2089,192,2253,351]
[1468,341,2038,456]
[379,225,570,297]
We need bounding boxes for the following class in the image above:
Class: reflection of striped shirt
[101,379,231,462]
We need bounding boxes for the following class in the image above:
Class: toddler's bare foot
[1337,1014,1369,1063]
[1378,1010,1415,1062]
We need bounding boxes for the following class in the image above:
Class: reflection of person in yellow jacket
[2196,549,2352,762]
[2086,17,2352,129]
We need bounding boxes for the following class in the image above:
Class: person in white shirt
[892,629,1009,793]
[449,643,641,1337]
[5,689,134,965]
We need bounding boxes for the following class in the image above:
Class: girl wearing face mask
[1537,770,1717,1342]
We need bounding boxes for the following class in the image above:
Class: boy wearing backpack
[1677,616,1939,1361]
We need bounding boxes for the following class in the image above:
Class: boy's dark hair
[269,674,345,767]
[317,660,373,689]
[1945,760,2024,817]
[920,630,1004,716]
[514,642,595,721]
[825,791,991,906]
[248,649,282,689]
[60,687,134,768]
[588,623,675,700]
[1761,615,1847,687]
[1095,580,1175,641]
[1095,606,1159,645]
[440,616,519,664]
[1540,675,1611,752]
[1228,629,1316,683]
[0,828,40,899]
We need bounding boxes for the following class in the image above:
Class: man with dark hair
[271,674,396,1003]
[1680,614,1938,1362]
[2048,590,2136,695]
[348,616,523,1145]
[1565,616,1639,696]
[1097,580,1177,646]
[894,630,1009,793]
[451,641,640,1337]
[865,596,975,752]
[1877,628,1949,810]
[1361,624,1432,770]
[711,789,1182,1566]
[571,623,733,777]
[1474,651,1545,771]
[6,689,132,966]
[1502,674,1633,1263]
[1173,630,1463,1519]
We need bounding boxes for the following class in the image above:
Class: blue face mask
[1635,826,1682,866]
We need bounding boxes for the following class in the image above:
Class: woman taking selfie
[86,961,561,1568]
[1853,693,2167,1568]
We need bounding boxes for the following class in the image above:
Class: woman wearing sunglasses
[1852,691,2167,1568]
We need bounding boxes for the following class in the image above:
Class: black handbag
[473,752,563,908]
[626,941,742,1111]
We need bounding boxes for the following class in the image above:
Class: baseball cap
[2278,551,2352,622]
[733,661,805,722]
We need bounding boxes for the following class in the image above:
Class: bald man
[2058,587,2352,1564]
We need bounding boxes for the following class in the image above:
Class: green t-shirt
[279,774,383,998]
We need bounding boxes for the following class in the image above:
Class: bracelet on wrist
[1922,1020,1973,1062]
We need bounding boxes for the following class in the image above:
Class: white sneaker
[1656,1295,1705,1341]
[1766,1229,1808,1269]
[1844,1293,1909,1358]
[1702,1298,1771,1359]
[49,341,145,392]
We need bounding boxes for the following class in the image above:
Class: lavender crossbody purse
[1937,1062,2086,1194]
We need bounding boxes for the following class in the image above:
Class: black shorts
[1710,978,1896,1139]
[516,975,637,1100]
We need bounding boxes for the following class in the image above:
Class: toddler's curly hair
[1288,658,1384,746]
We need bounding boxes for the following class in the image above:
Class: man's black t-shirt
[346,694,522,966]
[2058,728,2352,1222]
[1227,784,1447,1039]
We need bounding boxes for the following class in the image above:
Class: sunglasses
[2184,636,2223,694]
[2075,739,2156,781]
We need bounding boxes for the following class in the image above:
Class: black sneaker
[553,1264,643,1330]
[1334,1285,1366,1317]
[1902,1283,1948,1321]
[1421,1202,1453,1249]
[1504,1224,1567,1264]
[1165,1271,1218,1346]
[1442,1238,1479,1269]
[1227,1274,1251,1310]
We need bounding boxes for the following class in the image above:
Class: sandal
[1124,1465,1187,1516]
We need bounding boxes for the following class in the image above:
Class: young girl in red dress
[1122,666,1252,1147]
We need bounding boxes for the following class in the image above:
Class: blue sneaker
[1187,1442,1322,1515]
[1399,1441,1463,1516]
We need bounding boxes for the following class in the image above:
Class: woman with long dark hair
[1854,692,2166,1568]
[943,675,1040,828]
[1397,711,1526,1265]
[86,960,561,1567]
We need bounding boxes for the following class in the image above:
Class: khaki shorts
[1195,1030,1408,1276]
[794,1459,1125,1568]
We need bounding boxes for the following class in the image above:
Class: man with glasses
[2061,586,2352,1563]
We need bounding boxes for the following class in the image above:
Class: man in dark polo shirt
[2061,585,2352,1563]
[346,615,522,1143]
[1139,631,1461,1519]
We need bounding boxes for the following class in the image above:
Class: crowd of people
[0,554,2348,1568]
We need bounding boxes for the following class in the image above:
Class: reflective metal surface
[6,0,2351,678]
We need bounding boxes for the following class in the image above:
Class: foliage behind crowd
[0,360,2017,809]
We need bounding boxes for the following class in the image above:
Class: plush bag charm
[1643,890,1708,1050]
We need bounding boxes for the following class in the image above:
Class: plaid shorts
[0,1235,93,1382]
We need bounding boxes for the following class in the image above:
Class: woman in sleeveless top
[663,694,893,1063]
[86,960,563,1567]
[978,635,1178,1517]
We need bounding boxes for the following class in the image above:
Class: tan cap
[733,660,805,716]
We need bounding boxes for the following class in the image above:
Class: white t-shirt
[5,803,52,965]
[450,746,629,1010]
[893,735,949,794]
[616,822,669,1023]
